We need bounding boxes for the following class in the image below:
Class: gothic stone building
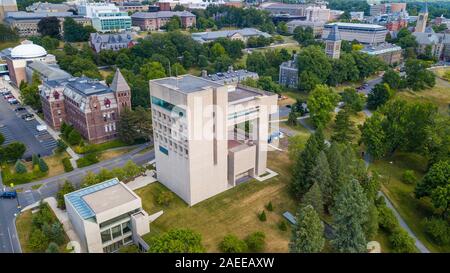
[40,69,131,143]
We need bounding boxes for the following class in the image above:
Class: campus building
[150,75,278,205]
[325,24,341,59]
[131,11,196,31]
[117,2,150,13]
[361,43,402,65]
[286,20,324,36]
[40,69,131,143]
[191,28,271,44]
[413,28,450,62]
[279,54,298,88]
[322,22,387,45]
[0,0,17,21]
[201,66,258,86]
[25,61,71,83]
[3,40,57,87]
[25,2,74,13]
[89,32,135,53]
[65,178,150,253]
[78,2,131,32]
[415,2,428,33]
[4,11,91,37]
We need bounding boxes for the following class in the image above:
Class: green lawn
[136,150,298,253]
[370,152,450,253]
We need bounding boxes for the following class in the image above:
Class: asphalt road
[0,144,155,253]
[0,92,57,158]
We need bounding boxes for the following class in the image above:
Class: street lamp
[10,183,21,209]
[387,161,394,185]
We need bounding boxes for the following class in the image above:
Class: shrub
[245,232,266,252]
[422,217,450,245]
[156,190,174,206]
[32,154,39,166]
[119,245,139,253]
[45,242,59,253]
[278,220,288,231]
[28,229,49,252]
[56,181,75,209]
[377,205,399,233]
[402,170,418,184]
[0,132,4,145]
[56,140,68,153]
[38,158,49,172]
[76,153,99,168]
[148,229,205,253]
[219,234,248,253]
[42,222,65,245]
[258,210,267,222]
[68,130,82,145]
[14,160,27,174]
[265,201,273,212]
[62,157,73,172]
[390,228,416,253]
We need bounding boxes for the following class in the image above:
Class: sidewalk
[44,197,84,253]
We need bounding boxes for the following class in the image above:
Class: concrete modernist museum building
[150,75,278,206]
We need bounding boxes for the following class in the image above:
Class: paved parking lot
[0,91,57,159]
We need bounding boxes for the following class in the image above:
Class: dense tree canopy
[37,17,61,39]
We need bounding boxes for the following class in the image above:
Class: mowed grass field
[370,152,450,253]
[137,150,297,252]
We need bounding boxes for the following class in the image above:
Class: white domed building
[4,40,56,87]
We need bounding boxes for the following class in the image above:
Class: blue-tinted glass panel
[159,145,169,155]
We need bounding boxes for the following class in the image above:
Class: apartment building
[40,69,131,143]
[4,11,91,37]
[150,75,278,205]
[65,178,150,253]
[322,22,387,45]
[131,11,196,31]
[78,2,131,32]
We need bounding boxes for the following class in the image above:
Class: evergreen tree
[291,134,319,197]
[331,179,370,253]
[326,142,348,192]
[332,108,355,143]
[45,242,59,253]
[287,111,298,127]
[14,160,27,174]
[38,158,49,173]
[290,205,325,253]
[302,182,324,215]
[308,151,333,210]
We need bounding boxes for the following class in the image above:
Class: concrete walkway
[126,170,157,191]
[43,197,84,253]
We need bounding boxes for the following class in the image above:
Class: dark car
[9,100,19,105]
[14,107,26,112]
[0,191,17,199]
[21,113,35,121]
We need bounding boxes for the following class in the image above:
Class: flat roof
[66,77,112,96]
[325,22,387,30]
[82,183,136,214]
[152,75,222,94]
[228,85,273,103]
[65,178,137,219]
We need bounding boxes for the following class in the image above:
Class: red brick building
[386,19,407,31]
[131,11,196,31]
[40,69,131,143]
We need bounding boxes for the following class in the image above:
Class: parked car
[4,94,13,99]
[0,190,17,199]
[9,99,19,105]
[14,107,26,112]
[36,124,47,132]
[21,113,35,121]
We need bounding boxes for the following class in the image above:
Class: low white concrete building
[64,178,150,253]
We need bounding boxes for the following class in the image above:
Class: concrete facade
[0,0,17,22]
[322,22,387,45]
[150,75,277,206]
[361,43,402,65]
[64,178,150,253]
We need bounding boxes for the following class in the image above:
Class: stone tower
[415,1,429,33]
[325,24,341,59]
[0,0,18,22]
[111,68,131,115]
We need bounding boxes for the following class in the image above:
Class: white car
[36,125,47,132]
